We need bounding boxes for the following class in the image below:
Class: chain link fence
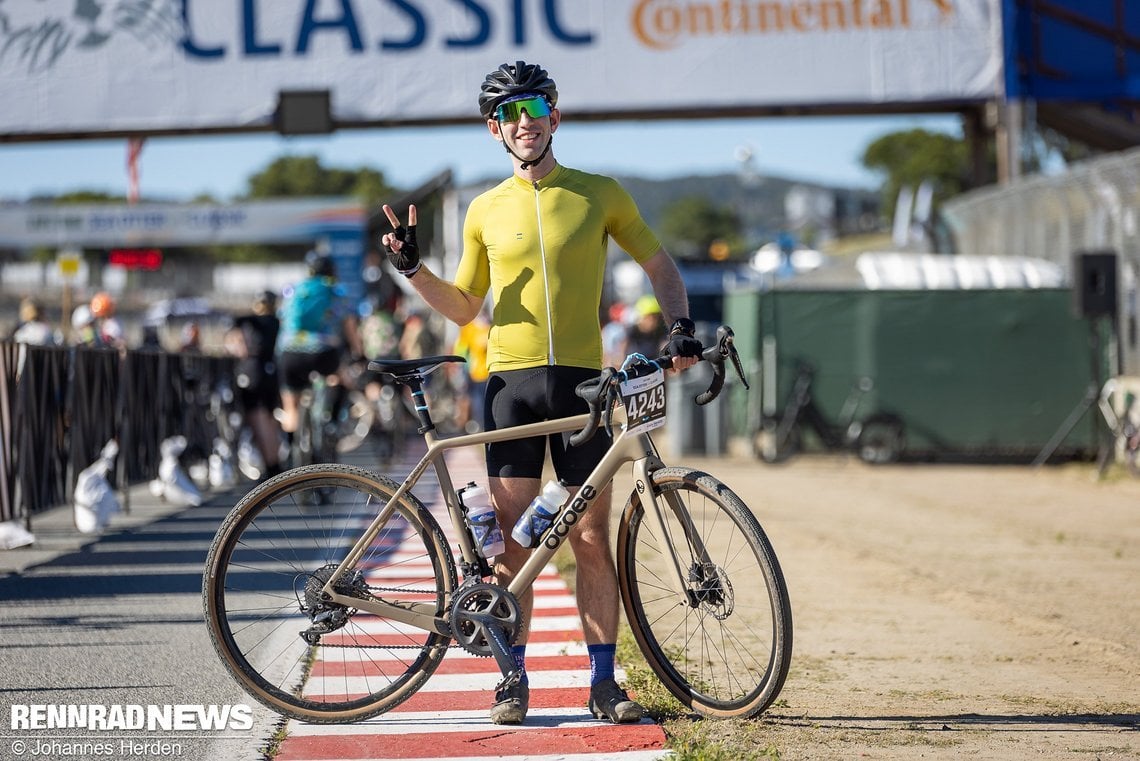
[943,146,1140,374]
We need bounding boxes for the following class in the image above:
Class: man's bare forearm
[405,265,482,326]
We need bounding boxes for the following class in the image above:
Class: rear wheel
[202,464,455,722]
[617,467,793,718]
[857,415,905,464]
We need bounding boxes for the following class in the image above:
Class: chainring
[448,583,523,657]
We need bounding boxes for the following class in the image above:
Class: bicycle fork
[630,455,714,609]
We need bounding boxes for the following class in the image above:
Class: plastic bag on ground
[74,440,122,534]
[150,435,202,507]
[209,437,237,489]
[0,520,35,549]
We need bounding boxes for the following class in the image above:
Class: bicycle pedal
[494,670,521,692]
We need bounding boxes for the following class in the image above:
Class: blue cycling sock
[512,645,528,685]
[588,643,616,686]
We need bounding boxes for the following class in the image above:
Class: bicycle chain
[314,582,461,651]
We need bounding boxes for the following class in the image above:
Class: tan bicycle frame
[320,400,698,637]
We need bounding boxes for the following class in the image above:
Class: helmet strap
[502,132,554,171]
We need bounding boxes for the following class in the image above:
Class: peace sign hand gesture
[380,203,421,277]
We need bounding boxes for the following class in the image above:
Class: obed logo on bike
[542,485,597,549]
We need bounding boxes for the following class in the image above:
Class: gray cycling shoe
[489,681,529,725]
[588,678,646,723]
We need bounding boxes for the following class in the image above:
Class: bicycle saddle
[367,354,466,377]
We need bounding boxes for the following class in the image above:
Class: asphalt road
[0,471,294,761]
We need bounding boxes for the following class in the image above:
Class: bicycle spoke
[619,468,792,718]
[204,464,454,722]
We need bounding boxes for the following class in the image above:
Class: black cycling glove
[383,223,421,277]
[663,317,702,359]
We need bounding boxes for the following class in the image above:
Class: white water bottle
[512,480,570,549]
[460,482,505,558]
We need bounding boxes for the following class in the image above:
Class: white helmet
[72,304,94,329]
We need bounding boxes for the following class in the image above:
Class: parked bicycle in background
[755,358,905,465]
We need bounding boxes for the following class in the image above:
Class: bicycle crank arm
[461,610,519,680]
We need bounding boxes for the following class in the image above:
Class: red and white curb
[273,444,670,761]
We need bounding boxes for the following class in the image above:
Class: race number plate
[620,369,667,434]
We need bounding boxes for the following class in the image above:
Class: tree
[220,155,400,263]
[243,155,395,209]
[860,129,971,220]
[40,190,127,204]
[658,196,743,260]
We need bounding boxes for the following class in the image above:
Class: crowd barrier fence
[0,342,234,529]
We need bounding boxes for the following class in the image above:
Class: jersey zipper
[533,180,556,365]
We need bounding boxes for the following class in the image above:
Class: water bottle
[512,480,570,549]
[459,482,505,559]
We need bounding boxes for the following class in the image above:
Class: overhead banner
[0,0,1001,138]
[0,200,364,247]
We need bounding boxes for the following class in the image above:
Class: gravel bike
[755,358,905,465]
[202,325,793,722]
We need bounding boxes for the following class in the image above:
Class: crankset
[449,583,523,684]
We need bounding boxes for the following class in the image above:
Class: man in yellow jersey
[381,60,702,725]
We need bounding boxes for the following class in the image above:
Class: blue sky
[0,113,961,203]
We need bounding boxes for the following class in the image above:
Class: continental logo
[632,0,956,50]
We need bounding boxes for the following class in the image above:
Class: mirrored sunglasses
[495,96,552,123]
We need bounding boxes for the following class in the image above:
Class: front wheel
[617,468,793,718]
[754,418,800,464]
[202,464,456,722]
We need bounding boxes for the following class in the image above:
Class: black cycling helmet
[478,60,558,119]
[305,249,336,278]
[253,289,278,311]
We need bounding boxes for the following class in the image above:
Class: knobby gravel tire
[617,467,793,718]
[202,464,455,723]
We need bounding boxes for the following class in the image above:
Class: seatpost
[403,376,435,434]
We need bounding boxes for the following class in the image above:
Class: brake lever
[721,328,749,390]
[569,368,617,447]
[602,384,616,436]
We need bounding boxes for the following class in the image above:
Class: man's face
[487,99,559,162]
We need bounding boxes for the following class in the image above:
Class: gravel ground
[659,455,1140,760]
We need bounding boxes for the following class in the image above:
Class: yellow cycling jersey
[454,164,661,372]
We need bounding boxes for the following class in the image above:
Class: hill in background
[615,172,882,250]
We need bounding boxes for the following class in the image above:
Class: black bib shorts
[484,365,610,483]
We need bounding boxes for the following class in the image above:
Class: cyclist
[90,291,126,349]
[276,250,353,460]
[625,295,668,360]
[226,290,284,479]
[381,60,702,725]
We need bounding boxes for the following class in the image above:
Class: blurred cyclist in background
[71,304,101,347]
[227,290,284,479]
[276,250,354,455]
[90,291,126,350]
[624,295,667,360]
[11,297,59,346]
